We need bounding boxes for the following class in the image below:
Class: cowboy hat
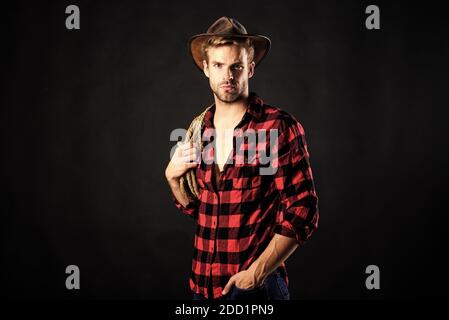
[188,16,271,71]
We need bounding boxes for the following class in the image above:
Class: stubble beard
[212,82,247,104]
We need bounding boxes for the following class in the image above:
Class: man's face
[203,45,255,103]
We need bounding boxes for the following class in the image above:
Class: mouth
[220,85,236,91]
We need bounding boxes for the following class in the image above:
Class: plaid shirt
[172,92,319,299]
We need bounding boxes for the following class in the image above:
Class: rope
[179,105,212,202]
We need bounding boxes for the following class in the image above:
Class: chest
[214,128,234,172]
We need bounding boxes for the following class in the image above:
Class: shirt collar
[203,92,264,129]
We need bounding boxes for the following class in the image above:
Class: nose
[224,67,234,81]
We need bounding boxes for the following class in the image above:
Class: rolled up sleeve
[172,193,199,220]
[272,121,319,245]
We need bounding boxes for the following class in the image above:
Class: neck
[213,92,250,128]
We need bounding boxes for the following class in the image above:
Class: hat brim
[188,33,271,71]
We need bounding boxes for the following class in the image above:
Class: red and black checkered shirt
[172,92,319,299]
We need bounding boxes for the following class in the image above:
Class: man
[165,16,319,300]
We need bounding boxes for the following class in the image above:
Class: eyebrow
[210,61,243,65]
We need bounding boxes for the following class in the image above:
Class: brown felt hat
[188,16,271,71]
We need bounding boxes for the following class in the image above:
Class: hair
[201,36,255,64]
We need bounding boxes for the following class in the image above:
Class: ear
[202,60,209,78]
[248,61,255,79]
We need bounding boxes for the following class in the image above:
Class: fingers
[177,142,199,157]
[177,141,193,151]
[172,155,200,167]
[181,147,198,157]
[179,152,200,163]
[222,276,236,295]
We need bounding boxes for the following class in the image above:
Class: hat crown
[188,16,271,71]
[206,16,248,35]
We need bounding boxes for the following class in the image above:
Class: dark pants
[192,270,290,300]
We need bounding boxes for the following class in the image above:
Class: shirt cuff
[273,221,302,244]
[172,193,198,219]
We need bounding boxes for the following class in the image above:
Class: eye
[213,63,222,68]
[233,65,244,70]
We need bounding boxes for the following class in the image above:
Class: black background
[2,0,448,299]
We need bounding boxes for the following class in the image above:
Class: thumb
[222,276,236,295]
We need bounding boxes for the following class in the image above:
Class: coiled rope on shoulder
[179,105,212,202]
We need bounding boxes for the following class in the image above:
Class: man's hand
[165,141,200,181]
[222,268,264,295]
[222,234,299,296]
